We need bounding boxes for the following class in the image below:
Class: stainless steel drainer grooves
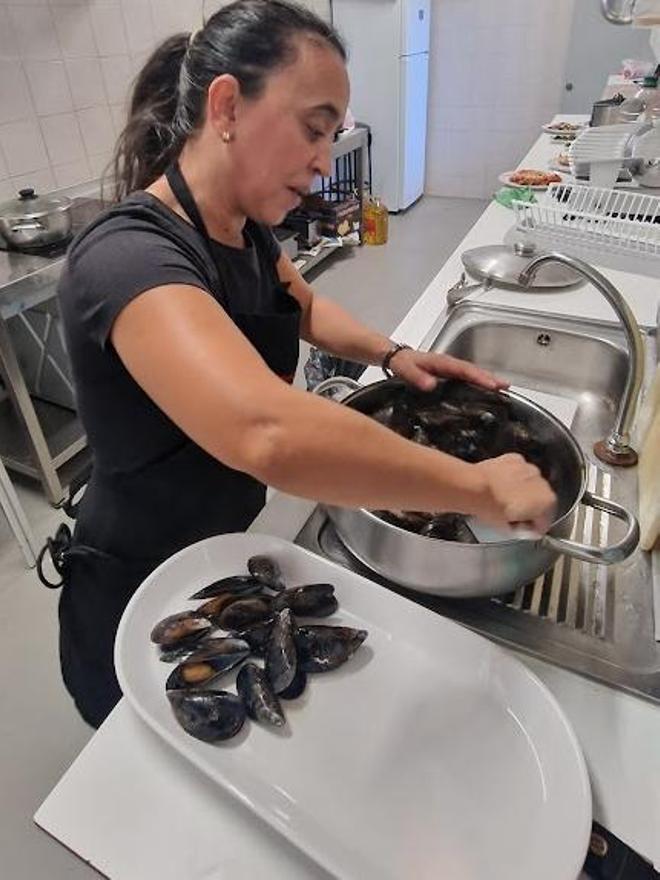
[494,463,613,640]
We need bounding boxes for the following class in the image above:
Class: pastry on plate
[508,169,562,187]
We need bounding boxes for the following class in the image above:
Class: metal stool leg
[0,457,38,568]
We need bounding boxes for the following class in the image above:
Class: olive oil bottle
[362,195,388,245]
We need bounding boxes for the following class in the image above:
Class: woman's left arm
[276,252,506,392]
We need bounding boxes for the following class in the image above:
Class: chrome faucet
[518,252,644,467]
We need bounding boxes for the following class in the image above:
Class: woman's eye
[306,125,325,142]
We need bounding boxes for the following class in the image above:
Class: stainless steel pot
[0,188,72,251]
[316,377,639,598]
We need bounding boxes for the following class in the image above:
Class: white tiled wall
[0,0,208,201]
[425,0,576,199]
[0,0,331,201]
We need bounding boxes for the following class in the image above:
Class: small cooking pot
[0,188,72,251]
[316,377,639,598]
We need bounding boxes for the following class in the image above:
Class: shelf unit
[293,123,369,277]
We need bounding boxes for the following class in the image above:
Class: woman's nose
[313,140,333,178]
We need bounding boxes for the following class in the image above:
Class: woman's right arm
[110,284,556,532]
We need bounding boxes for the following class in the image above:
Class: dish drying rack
[512,183,660,268]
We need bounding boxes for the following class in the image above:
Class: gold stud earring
[221,131,232,143]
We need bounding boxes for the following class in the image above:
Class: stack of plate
[568,123,641,187]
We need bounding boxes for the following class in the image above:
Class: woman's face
[227,38,350,225]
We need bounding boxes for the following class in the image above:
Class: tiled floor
[0,194,486,878]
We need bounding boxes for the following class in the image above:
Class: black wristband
[381,342,412,378]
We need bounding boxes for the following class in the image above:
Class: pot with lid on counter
[0,187,73,252]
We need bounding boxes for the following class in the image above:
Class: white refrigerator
[332,0,430,212]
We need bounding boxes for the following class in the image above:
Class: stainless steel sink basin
[297,300,660,703]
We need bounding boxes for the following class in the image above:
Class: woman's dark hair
[111,0,346,200]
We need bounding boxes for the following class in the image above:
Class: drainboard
[296,303,660,704]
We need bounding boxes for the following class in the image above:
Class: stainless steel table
[0,199,101,505]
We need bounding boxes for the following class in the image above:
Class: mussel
[196,593,242,623]
[273,583,338,618]
[216,597,273,630]
[247,555,285,592]
[165,638,250,690]
[229,618,275,657]
[279,667,307,700]
[295,625,368,673]
[265,608,297,694]
[150,611,212,648]
[189,575,264,601]
[167,690,246,742]
[159,634,248,664]
[236,663,285,727]
[419,514,477,543]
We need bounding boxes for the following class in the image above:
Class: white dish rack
[513,183,660,267]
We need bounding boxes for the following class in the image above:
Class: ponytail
[110,0,346,201]
[111,34,189,200]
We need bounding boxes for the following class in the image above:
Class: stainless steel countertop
[0,198,106,316]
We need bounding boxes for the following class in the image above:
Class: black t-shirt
[57,192,293,562]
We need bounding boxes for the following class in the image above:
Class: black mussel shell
[279,667,307,700]
[247,555,286,592]
[217,597,273,631]
[273,583,338,618]
[167,690,246,742]
[295,625,368,673]
[160,635,250,665]
[265,608,297,694]
[236,663,285,727]
[150,611,211,648]
[229,618,275,657]
[419,513,478,543]
[440,379,511,416]
[189,575,264,601]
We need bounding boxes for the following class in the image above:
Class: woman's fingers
[390,349,507,391]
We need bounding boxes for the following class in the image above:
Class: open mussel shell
[295,625,368,673]
[189,575,264,601]
[273,583,338,618]
[195,592,242,623]
[265,608,297,694]
[167,690,246,742]
[165,641,249,690]
[150,611,212,648]
[216,597,273,630]
[229,618,275,657]
[236,662,285,727]
[247,555,286,592]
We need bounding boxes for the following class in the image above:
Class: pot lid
[461,242,583,288]
[0,188,72,221]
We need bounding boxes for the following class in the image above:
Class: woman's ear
[206,74,240,140]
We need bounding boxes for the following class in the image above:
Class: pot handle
[312,376,362,401]
[541,489,639,565]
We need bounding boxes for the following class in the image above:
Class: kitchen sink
[296,301,660,703]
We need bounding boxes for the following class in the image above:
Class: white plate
[542,123,584,139]
[115,532,591,880]
[498,170,567,191]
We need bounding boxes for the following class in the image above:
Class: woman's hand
[470,453,557,535]
[389,348,507,392]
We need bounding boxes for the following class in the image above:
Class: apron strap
[165,161,210,241]
[36,523,115,589]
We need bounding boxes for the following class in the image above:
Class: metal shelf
[0,396,86,477]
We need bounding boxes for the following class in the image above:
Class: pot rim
[336,381,587,547]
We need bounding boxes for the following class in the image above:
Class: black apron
[51,162,301,727]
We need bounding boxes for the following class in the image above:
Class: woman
[51,0,555,728]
